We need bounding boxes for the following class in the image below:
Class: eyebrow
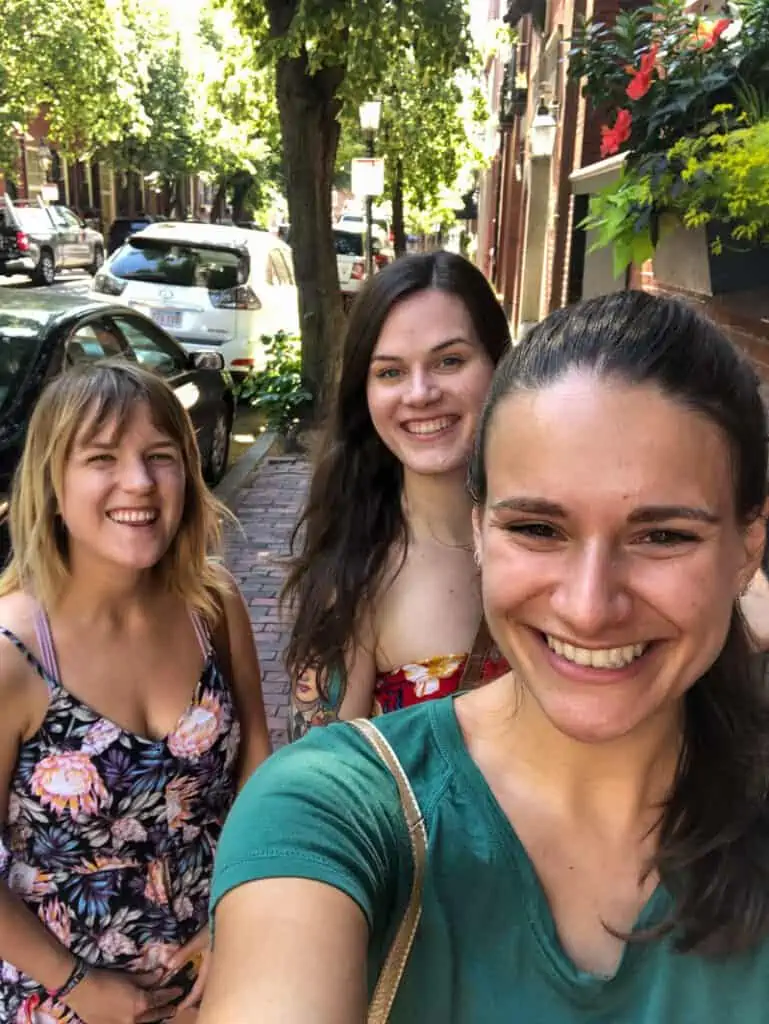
[491,497,721,525]
[371,337,473,362]
[80,439,177,451]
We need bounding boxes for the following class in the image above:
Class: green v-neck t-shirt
[211,696,769,1022]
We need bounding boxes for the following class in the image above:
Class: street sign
[351,157,385,198]
[41,184,60,202]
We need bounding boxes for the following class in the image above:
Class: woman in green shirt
[202,290,769,1023]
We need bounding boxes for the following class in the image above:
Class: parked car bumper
[0,256,37,275]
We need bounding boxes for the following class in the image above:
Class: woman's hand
[64,967,184,1023]
[160,927,211,1013]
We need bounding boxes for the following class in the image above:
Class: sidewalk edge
[214,431,276,511]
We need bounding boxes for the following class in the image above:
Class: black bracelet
[46,957,89,1002]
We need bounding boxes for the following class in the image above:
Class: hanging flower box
[567,0,769,286]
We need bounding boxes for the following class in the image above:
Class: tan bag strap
[459,616,494,691]
[350,718,428,1024]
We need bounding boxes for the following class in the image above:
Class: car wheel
[204,408,231,485]
[88,246,104,275]
[33,250,56,287]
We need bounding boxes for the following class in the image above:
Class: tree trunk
[392,158,406,258]
[231,171,254,223]
[211,179,227,223]
[273,45,346,403]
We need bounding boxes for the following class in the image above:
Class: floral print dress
[372,649,509,716]
[0,609,240,1023]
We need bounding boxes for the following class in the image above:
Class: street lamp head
[359,100,382,133]
[529,103,558,160]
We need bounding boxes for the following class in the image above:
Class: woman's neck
[54,559,162,631]
[461,676,683,831]
[402,466,474,548]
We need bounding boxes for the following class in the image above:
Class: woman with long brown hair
[284,252,512,736]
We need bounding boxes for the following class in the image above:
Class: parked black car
[107,215,166,255]
[0,291,235,560]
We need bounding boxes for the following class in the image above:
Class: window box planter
[652,221,769,296]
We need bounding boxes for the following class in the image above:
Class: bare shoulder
[0,591,47,737]
[208,561,242,613]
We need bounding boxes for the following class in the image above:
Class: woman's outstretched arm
[200,878,368,1023]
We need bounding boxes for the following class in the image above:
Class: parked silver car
[0,196,105,286]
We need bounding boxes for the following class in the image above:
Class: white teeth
[107,510,158,525]
[404,417,455,436]
[546,635,647,669]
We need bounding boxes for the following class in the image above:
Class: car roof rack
[2,193,57,228]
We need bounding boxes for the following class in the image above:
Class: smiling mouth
[402,416,459,436]
[107,509,159,526]
[544,633,648,669]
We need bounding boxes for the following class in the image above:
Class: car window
[66,323,124,364]
[59,208,82,229]
[0,313,45,416]
[110,317,184,378]
[109,240,248,290]
[333,231,364,257]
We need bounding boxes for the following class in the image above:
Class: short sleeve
[211,723,410,930]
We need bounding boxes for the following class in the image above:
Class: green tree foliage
[195,7,281,219]
[227,0,476,397]
[338,52,485,253]
[0,0,146,172]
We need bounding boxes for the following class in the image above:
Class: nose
[550,541,630,636]
[404,366,440,406]
[121,455,155,493]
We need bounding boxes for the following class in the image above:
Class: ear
[738,504,768,594]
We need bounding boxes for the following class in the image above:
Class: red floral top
[372,649,509,717]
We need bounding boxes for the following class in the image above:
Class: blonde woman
[0,361,270,1022]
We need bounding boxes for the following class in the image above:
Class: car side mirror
[191,351,225,372]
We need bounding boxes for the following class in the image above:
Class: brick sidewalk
[225,454,309,748]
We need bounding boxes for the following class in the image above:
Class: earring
[473,550,481,569]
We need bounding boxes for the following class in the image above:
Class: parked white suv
[92,222,299,379]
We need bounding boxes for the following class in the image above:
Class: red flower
[700,18,730,50]
[600,108,632,158]
[626,43,660,101]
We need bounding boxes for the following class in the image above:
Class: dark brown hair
[282,252,510,700]
[469,290,769,956]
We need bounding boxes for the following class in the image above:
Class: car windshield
[109,240,248,290]
[0,311,46,416]
[333,231,364,257]
[14,208,53,232]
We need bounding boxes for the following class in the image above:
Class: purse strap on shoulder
[350,718,428,1024]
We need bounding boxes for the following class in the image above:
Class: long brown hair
[283,252,511,698]
[0,359,231,622]
[470,291,769,956]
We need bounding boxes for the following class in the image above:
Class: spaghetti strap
[34,606,61,682]
[0,623,56,686]
[190,611,213,657]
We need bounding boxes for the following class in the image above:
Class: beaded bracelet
[46,957,89,1002]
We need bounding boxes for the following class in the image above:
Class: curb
[214,431,276,511]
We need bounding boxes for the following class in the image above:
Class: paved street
[224,453,309,748]
[0,268,95,294]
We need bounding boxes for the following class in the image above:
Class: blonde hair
[0,359,232,621]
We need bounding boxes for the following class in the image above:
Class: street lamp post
[359,100,382,278]
[38,140,53,183]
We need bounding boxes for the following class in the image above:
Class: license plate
[153,309,182,329]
